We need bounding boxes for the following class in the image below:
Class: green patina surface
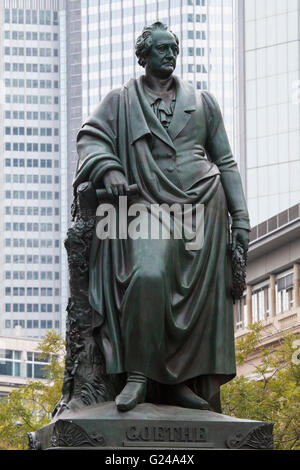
[73,29,250,408]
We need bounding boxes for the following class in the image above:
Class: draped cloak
[74,75,250,402]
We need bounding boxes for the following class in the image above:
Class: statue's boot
[115,373,147,412]
[163,383,209,410]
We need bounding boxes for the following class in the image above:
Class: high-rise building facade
[236,0,300,226]
[64,0,238,195]
[0,0,67,338]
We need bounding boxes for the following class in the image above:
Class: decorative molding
[226,424,273,449]
[50,420,106,448]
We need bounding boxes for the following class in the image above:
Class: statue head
[135,22,179,78]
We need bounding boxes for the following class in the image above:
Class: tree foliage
[0,330,65,450]
[221,322,300,450]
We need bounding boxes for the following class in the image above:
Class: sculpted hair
[135,22,180,67]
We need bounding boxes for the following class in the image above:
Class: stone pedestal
[28,402,273,450]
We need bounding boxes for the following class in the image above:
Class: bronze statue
[66,22,250,415]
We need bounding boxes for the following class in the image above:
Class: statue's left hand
[232,228,249,253]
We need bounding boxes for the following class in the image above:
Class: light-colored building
[235,0,300,226]
[234,203,300,377]
[0,0,68,339]
[0,332,50,397]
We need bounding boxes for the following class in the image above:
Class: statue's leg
[113,233,171,411]
[120,238,170,378]
[113,267,165,411]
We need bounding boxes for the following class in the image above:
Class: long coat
[74,75,250,402]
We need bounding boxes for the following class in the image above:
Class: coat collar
[168,75,196,141]
[125,75,196,150]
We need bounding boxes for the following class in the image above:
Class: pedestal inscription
[28,402,273,450]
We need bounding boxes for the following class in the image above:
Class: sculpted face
[145,29,179,78]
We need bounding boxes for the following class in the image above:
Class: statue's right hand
[103,170,129,196]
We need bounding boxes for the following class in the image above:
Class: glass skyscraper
[237,0,300,226]
[0,0,66,338]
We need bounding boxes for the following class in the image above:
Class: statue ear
[140,51,150,68]
[139,58,146,68]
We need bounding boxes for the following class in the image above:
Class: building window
[252,285,270,321]
[264,286,270,318]
[276,273,294,314]
[25,10,31,24]
[4,9,10,23]
[235,298,244,330]
[26,352,49,379]
[196,47,205,56]
[0,350,21,377]
[196,81,207,90]
[32,10,37,24]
